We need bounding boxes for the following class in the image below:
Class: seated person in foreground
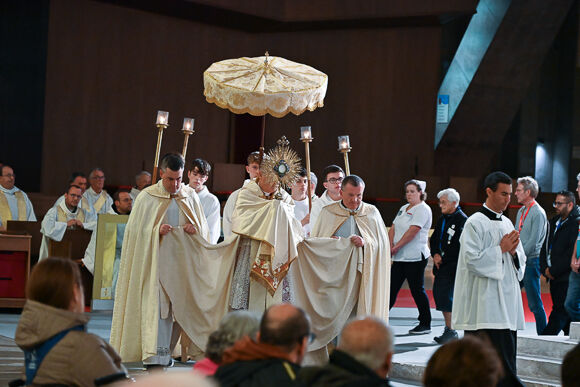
[214,304,311,387]
[14,257,127,386]
[298,316,394,386]
[193,310,260,376]
[562,343,580,387]
[422,335,503,387]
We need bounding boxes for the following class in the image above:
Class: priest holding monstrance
[229,137,304,311]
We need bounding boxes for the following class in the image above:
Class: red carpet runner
[393,289,553,323]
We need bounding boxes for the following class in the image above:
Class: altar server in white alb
[222,151,261,239]
[39,184,97,270]
[291,168,318,237]
[0,165,36,230]
[188,158,221,244]
[310,165,344,230]
[83,168,114,214]
[452,171,526,387]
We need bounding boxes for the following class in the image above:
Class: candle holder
[152,110,169,183]
[338,135,351,175]
[300,126,314,212]
[181,118,195,161]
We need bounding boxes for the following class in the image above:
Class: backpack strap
[24,325,84,385]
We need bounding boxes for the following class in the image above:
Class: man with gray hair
[310,172,319,200]
[84,168,114,214]
[514,176,548,335]
[130,171,152,201]
[298,316,394,386]
[430,188,467,344]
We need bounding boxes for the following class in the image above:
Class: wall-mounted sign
[437,94,449,124]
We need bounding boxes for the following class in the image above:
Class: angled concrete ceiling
[434,0,576,176]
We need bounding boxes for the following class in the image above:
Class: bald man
[215,304,311,386]
[298,316,394,386]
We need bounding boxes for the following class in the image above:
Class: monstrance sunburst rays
[261,136,302,193]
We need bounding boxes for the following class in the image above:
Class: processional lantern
[300,126,314,212]
[152,110,169,182]
[338,135,352,175]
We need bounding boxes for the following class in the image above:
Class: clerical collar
[261,190,275,200]
[162,183,181,197]
[340,201,361,214]
[479,203,503,221]
[87,187,103,196]
[0,185,18,194]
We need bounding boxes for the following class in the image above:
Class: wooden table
[0,234,31,308]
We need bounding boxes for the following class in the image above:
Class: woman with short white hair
[430,188,467,344]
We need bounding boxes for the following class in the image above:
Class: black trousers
[465,329,524,387]
[389,259,431,327]
[542,279,571,335]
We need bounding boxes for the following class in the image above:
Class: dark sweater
[540,205,580,282]
[297,350,391,387]
[429,206,467,277]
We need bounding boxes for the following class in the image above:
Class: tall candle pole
[181,118,195,161]
[152,110,169,183]
[300,126,313,212]
[258,115,266,164]
[338,135,351,176]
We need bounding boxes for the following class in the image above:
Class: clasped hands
[159,223,197,236]
[500,230,519,255]
[66,219,84,228]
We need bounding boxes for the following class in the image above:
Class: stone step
[391,354,563,385]
[517,354,561,381]
[518,335,577,359]
[520,376,561,387]
[390,361,424,382]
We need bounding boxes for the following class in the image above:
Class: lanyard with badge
[518,201,535,232]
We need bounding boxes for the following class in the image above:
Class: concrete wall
[40,0,441,199]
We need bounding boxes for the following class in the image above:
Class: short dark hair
[562,343,580,387]
[556,190,576,204]
[160,153,185,172]
[322,165,344,181]
[114,188,132,202]
[341,175,365,189]
[67,184,82,194]
[247,151,261,166]
[191,158,211,176]
[423,335,503,387]
[68,172,86,184]
[259,305,310,352]
[483,171,512,192]
[298,167,307,178]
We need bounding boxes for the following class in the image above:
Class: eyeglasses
[68,194,82,199]
[2,174,15,178]
[91,175,105,180]
[326,178,343,184]
[553,201,569,207]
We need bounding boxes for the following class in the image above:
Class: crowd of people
[2,155,580,386]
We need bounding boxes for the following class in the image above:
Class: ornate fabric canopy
[203,53,328,118]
